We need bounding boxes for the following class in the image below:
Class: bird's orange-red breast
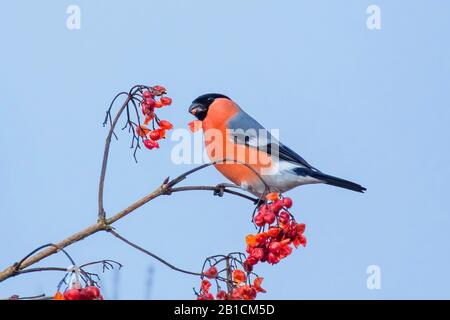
[201,98,273,188]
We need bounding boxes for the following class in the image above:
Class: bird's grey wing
[227,108,317,170]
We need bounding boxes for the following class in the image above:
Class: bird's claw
[255,198,266,207]
[213,183,237,197]
[213,184,226,197]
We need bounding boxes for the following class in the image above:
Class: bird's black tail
[310,171,366,193]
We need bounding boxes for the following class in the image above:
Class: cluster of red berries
[194,193,306,300]
[244,193,307,269]
[53,286,103,300]
[136,85,174,150]
[197,267,266,300]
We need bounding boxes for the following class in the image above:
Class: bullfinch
[188,93,366,196]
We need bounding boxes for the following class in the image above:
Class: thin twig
[98,93,133,223]
[166,158,271,196]
[15,243,75,271]
[108,229,203,277]
[14,267,67,275]
[1,294,52,300]
[108,229,232,284]
[168,185,259,203]
[80,260,122,270]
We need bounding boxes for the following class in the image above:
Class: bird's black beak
[188,103,208,120]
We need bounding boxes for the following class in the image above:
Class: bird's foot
[255,198,266,207]
[213,183,239,197]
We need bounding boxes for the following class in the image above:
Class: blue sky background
[1,1,449,299]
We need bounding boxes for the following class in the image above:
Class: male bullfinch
[188,93,366,196]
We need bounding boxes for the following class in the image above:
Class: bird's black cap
[189,93,230,120]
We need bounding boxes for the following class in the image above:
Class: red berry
[267,227,281,238]
[279,211,290,224]
[84,286,101,300]
[280,244,293,258]
[216,290,227,300]
[246,256,258,266]
[152,85,167,94]
[136,125,150,138]
[144,139,159,150]
[197,293,214,300]
[238,285,257,300]
[188,120,202,133]
[271,200,284,213]
[254,213,265,227]
[268,242,281,254]
[141,104,154,116]
[251,247,265,260]
[157,128,166,138]
[267,252,280,264]
[253,277,267,293]
[149,130,161,141]
[145,98,156,107]
[243,261,253,273]
[282,197,293,208]
[296,223,306,234]
[286,228,297,240]
[79,288,90,300]
[233,269,247,284]
[230,289,242,300]
[144,114,155,125]
[264,212,276,224]
[265,192,280,202]
[143,91,153,99]
[299,235,307,247]
[255,232,268,244]
[201,279,212,293]
[258,204,269,215]
[64,289,81,300]
[204,266,218,279]
[160,97,172,106]
[158,120,173,130]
